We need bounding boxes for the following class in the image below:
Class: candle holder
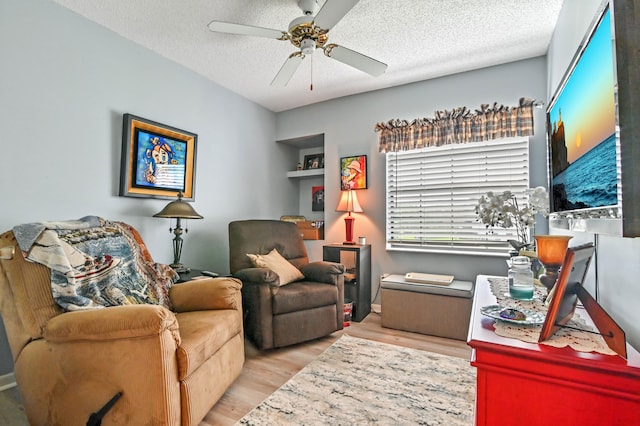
[534,235,573,292]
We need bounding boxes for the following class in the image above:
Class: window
[385,137,530,256]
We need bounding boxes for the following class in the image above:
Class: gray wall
[0,0,287,374]
[547,0,640,351]
[277,56,549,307]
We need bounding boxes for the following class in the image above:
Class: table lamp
[534,235,573,292]
[153,192,203,272]
[336,190,363,245]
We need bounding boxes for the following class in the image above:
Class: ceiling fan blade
[271,52,305,87]
[207,21,285,39]
[324,44,387,77]
[313,0,359,30]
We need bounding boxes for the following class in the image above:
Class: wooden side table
[322,244,371,322]
[468,275,640,425]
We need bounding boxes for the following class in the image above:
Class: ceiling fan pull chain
[310,53,313,91]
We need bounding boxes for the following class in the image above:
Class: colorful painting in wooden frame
[120,114,197,200]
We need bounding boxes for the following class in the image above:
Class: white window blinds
[385,137,530,256]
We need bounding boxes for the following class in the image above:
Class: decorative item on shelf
[475,186,549,253]
[297,162,303,171]
[153,191,203,273]
[336,190,363,245]
[303,153,324,170]
[534,235,573,293]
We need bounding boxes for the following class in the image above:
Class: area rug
[237,334,476,425]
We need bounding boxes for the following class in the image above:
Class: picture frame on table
[538,243,595,342]
[119,113,197,200]
[340,155,367,190]
[303,153,324,170]
[538,242,627,357]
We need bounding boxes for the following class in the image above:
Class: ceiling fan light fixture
[300,38,316,55]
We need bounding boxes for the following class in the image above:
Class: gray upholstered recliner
[228,220,345,350]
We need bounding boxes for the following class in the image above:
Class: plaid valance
[375,97,535,153]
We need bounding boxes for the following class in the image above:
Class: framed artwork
[340,155,367,190]
[303,153,324,170]
[119,114,197,200]
[312,186,324,211]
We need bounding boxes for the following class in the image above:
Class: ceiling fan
[207,0,388,87]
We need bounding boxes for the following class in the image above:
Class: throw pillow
[246,249,304,286]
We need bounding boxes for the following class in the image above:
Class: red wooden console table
[468,275,640,425]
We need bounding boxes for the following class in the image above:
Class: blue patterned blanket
[13,216,177,311]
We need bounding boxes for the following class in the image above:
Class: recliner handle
[87,391,123,426]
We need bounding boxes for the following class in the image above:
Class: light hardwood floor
[0,385,26,426]
[0,312,472,425]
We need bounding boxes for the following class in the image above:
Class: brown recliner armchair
[0,224,244,426]
[228,220,345,350]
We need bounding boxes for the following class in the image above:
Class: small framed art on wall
[312,186,325,211]
[340,155,367,190]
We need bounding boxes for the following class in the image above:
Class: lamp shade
[153,192,203,219]
[534,235,572,265]
[534,234,573,292]
[336,190,363,213]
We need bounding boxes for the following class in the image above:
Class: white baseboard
[0,372,17,391]
[371,303,382,314]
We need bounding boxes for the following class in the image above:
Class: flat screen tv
[547,3,620,216]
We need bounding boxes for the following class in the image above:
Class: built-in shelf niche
[277,133,325,239]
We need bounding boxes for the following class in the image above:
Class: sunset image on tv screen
[548,8,618,212]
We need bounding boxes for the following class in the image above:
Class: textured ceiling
[52,0,565,112]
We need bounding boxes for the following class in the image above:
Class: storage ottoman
[381,274,474,340]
